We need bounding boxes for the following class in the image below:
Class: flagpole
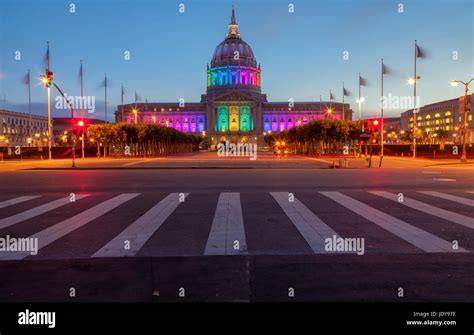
[121,83,124,122]
[358,73,362,120]
[381,59,384,159]
[27,69,32,146]
[342,82,345,120]
[412,40,417,158]
[320,95,322,119]
[104,74,108,123]
[80,61,85,158]
[46,42,52,160]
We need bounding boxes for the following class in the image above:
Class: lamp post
[78,120,85,158]
[133,109,138,124]
[451,78,473,162]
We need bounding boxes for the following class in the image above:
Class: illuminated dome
[211,38,256,67]
[205,6,262,98]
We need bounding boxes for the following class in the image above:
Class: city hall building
[116,8,352,144]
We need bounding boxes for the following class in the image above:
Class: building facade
[0,109,49,146]
[401,94,473,143]
[115,8,352,144]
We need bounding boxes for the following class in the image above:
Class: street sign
[360,133,370,138]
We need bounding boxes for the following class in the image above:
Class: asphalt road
[0,152,473,302]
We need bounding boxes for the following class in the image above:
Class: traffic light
[40,70,54,87]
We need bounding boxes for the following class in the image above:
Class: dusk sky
[0,0,472,120]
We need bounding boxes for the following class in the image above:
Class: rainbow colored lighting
[207,66,260,88]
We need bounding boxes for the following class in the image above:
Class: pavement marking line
[122,158,163,166]
[271,192,341,254]
[433,178,457,182]
[321,191,465,253]
[0,194,90,230]
[0,193,140,260]
[421,171,441,174]
[92,193,188,257]
[418,191,474,207]
[370,191,474,230]
[204,192,248,256]
[0,196,41,209]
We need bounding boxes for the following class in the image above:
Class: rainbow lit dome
[206,6,261,96]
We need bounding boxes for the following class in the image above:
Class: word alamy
[381,93,421,110]
[325,235,365,255]
[0,235,38,255]
[18,309,55,329]
[217,141,257,160]
[55,94,95,113]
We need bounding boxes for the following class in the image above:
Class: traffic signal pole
[53,83,76,168]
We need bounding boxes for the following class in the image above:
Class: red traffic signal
[40,70,54,87]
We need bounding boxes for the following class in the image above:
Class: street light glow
[408,78,416,85]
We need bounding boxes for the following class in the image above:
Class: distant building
[0,109,49,146]
[116,7,352,145]
[401,94,473,142]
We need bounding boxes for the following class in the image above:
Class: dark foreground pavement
[1,254,473,302]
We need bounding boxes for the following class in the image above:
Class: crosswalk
[0,190,473,260]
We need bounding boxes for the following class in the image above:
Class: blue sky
[0,0,472,119]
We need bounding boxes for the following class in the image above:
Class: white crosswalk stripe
[271,192,342,254]
[418,191,474,207]
[370,191,474,230]
[0,193,140,260]
[0,194,90,230]
[320,191,465,253]
[204,192,247,255]
[0,196,41,209]
[93,193,188,257]
[0,190,473,260]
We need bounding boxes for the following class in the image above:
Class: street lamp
[132,109,138,124]
[451,78,474,162]
[78,120,85,159]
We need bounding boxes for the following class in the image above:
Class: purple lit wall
[263,112,341,132]
[126,112,205,133]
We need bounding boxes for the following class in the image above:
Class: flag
[359,75,368,86]
[382,62,391,75]
[330,91,335,100]
[135,91,142,102]
[121,83,126,103]
[99,74,108,88]
[43,43,50,69]
[22,71,30,85]
[415,43,426,58]
[343,87,351,96]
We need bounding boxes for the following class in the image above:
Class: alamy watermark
[55,94,95,113]
[325,235,365,255]
[217,140,257,160]
[0,235,38,255]
[381,93,421,110]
